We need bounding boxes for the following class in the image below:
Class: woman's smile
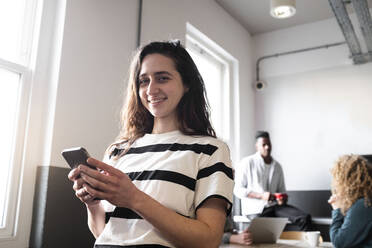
[139,53,188,128]
[147,96,167,105]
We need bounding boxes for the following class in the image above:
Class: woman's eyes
[139,78,150,85]
[157,76,170,82]
[139,76,170,85]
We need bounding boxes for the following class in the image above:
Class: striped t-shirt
[94,130,234,248]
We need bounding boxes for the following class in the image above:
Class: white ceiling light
[271,0,296,19]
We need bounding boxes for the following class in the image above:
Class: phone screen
[61,147,91,169]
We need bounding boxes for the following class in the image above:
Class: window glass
[0,68,21,227]
[186,23,237,161]
[0,0,28,64]
[0,0,38,235]
[188,48,224,137]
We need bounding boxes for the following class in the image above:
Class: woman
[68,40,234,248]
[328,154,372,248]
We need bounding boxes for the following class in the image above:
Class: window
[187,41,230,141]
[0,68,21,229]
[186,24,237,147]
[186,23,239,161]
[0,0,40,238]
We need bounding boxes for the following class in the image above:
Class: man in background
[234,131,311,231]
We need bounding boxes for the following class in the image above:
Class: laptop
[248,217,288,243]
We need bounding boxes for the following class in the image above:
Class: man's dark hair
[255,130,270,140]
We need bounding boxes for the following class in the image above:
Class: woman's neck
[152,118,179,134]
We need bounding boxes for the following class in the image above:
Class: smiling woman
[68,40,234,248]
[138,54,188,133]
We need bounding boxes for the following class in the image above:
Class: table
[220,239,333,247]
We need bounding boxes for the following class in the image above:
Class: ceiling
[215,0,372,35]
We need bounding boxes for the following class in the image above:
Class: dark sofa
[286,190,332,241]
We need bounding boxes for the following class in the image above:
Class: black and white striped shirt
[95,130,234,248]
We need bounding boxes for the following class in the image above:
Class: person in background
[68,40,234,247]
[221,214,253,245]
[328,154,372,248]
[234,130,311,231]
[222,167,253,245]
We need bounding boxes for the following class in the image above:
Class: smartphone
[61,147,93,169]
[62,147,101,200]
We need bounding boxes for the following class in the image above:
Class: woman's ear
[184,86,189,94]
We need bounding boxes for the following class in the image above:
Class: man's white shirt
[234,152,286,215]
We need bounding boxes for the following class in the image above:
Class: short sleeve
[194,141,234,215]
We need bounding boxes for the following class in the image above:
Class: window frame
[186,23,239,161]
[0,68,32,238]
[0,2,36,238]
[186,37,230,141]
[0,0,66,246]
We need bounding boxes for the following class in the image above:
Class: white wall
[141,0,255,162]
[253,18,372,190]
[253,18,349,78]
[48,0,256,167]
[50,0,138,166]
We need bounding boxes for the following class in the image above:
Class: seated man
[234,131,311,231]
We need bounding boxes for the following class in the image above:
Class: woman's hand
[78,158,142,209]
[230,228,253,245]
[67,167,100,206]
[328,194,340,209]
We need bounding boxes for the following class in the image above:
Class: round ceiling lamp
[271,0,296,19]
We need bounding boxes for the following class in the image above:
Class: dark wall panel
[30,166,95,248]
[287,190,332,218]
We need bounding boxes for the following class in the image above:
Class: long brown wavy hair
[331,154,372,215]
[107,40,216,158]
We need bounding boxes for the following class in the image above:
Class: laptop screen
[248,217,288,243]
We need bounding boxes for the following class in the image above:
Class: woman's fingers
[80,159,127,186]
[87,157,122,176]
[72,177,86,191]
[82,194,93,201]
[68,167,81,181]
[81,173,110,193]
[328,194,340,209]
[68,163,102,205]
[328,194,337,204]
[78,158,138,207]
[70,168,87,193]
[76,186,89,198]
[79,165,114,185]
[80,170,127,200]
[82,182,105,200]
[75,185,96,202]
